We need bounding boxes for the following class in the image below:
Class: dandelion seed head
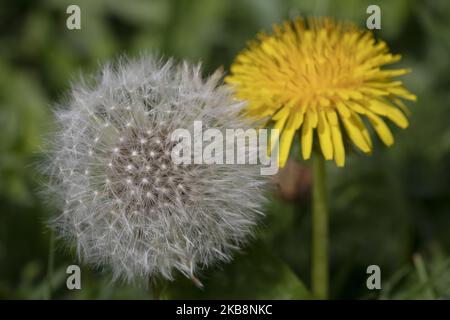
[44,55,267,283]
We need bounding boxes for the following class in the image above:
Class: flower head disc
[226,17,416,167]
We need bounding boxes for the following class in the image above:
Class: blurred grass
[0,0,449,299]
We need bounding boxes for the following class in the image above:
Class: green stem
[312,153,329,299]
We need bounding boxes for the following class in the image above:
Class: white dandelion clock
[44,56,268,284]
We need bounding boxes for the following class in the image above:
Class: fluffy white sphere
[45,56,268,283]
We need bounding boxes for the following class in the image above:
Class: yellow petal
[319,97,331,107]
[378,69,411,78]
[385,107,409,129]
[301,112,313,160]
[326,108,339,125]
[360,87,389,96]
[351,112,373,149]
[367,100,389,115]
[366,111,394,146]
[392,98,411,116]
[346,101,367,114]
[337,91,350,101]
[341,114,371,153]
[278,112,304,167]
[348,90,363,100]
[317,111,333,160]
[336,101,351,118]
[308,105,318,128]
[273,108,289,130]
[279,128,295,167]
[327,110,345,167]
[368,100,409,128]
[388,87,417,101]
[268,112,288,157]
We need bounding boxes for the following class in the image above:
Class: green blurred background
[0,0,449,299]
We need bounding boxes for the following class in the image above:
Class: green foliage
[381,250,450,299]
[165,241,311,299]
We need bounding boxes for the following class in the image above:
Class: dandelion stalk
[312,152,328,299]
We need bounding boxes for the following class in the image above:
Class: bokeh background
[0,0,449,299]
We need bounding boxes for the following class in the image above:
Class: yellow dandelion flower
[226,17,416,167]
